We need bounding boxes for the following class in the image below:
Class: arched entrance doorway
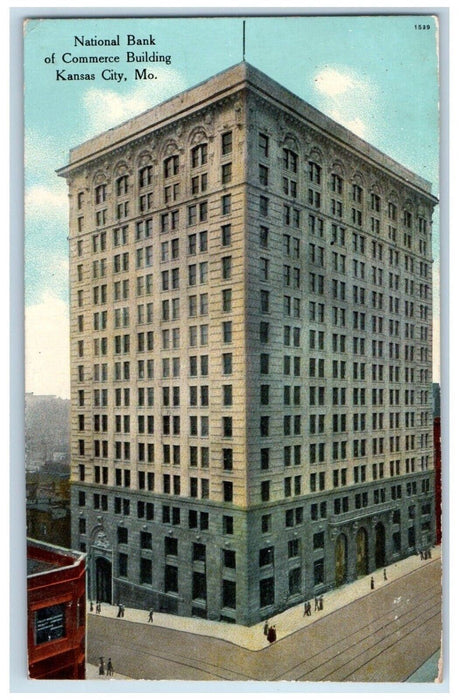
[356,527,369,577]
[375,522,386,569]
[95,557,112,603]
[335,533,348,586]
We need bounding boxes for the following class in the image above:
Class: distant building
[25,393,70,470]
[27,539,86,679]
[26,466,71,548]
[432,384,442,544]
[26,503,71,549]
[432,383,441,418]
[59,62,437,625]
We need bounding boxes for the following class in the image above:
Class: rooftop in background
[27,539,85,579]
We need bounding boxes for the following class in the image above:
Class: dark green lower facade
[71,471,435,626]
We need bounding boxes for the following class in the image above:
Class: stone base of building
[72,473,435,626]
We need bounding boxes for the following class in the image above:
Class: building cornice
[57,61,437,209]
[246,83,437,208]
[57,85,245,182]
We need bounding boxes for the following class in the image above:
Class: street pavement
[86,547,442,683]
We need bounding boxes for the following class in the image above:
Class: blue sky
[23,15,440,398]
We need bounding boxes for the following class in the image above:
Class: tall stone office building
[59,63,437,625]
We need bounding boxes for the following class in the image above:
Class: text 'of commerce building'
[58,62,437,625]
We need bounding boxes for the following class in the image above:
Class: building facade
[27,540,86,679]
[59,62,437,625]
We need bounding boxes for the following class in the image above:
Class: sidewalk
[87,547,441,652]
[85,664,132,680]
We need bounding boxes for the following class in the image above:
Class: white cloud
[25,294,70,399]
[329,110,367,139]
[83,68,186,136]
[42,254,69,297]
[314,68,366,97]
[25,130,69,179]
[26,253,69,309]
[25,183,68,222]
[313,66,376,140]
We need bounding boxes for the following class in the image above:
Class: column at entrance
[334,533,348,587]
[374,521,386,569]
[355,527,369,577]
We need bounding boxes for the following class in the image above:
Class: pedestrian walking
[121,603,125,618]
[98,657,105,676]
[306,601,312,616]
[370,576,375,590]
[90,601,94,612]
[428,548,432,559]
[106,658,114,677]
[96,601,101,614]
[148,608,154,623]
[117,603,122,618]
[319,595,324,610]
[267,625,275,643]
[383,568,387,581]
[303,602,308,616]
[263,619,269,636]
[314,596,319,611]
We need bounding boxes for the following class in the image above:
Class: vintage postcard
[22,12,442,687]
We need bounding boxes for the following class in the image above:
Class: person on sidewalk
[319,595,324,610]
[121,603,125,618]
[306,601,312,616]
[106,658,114,676]
[98,657,105,676]
[148,609,154,623]
[263,619,269,636]
[267,625,277,643]
[117,603,122,618]
[314,596,319,611]
[383,568,387,581]
[370,576,375,590]
[90,601,94,613]
[96,601,101,614]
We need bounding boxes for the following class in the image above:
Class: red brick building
[27,539,86,679]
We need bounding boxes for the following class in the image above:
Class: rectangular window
[222,194,231,215]
[222,162,232,184]
[222,131,233,155]
[165,564,178,592]
[258,133,269,157]
[259,164,269,186]
[222,256,232,279]
[260,577,274,608]
[222,579,236,609]
[223,481,233,502]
